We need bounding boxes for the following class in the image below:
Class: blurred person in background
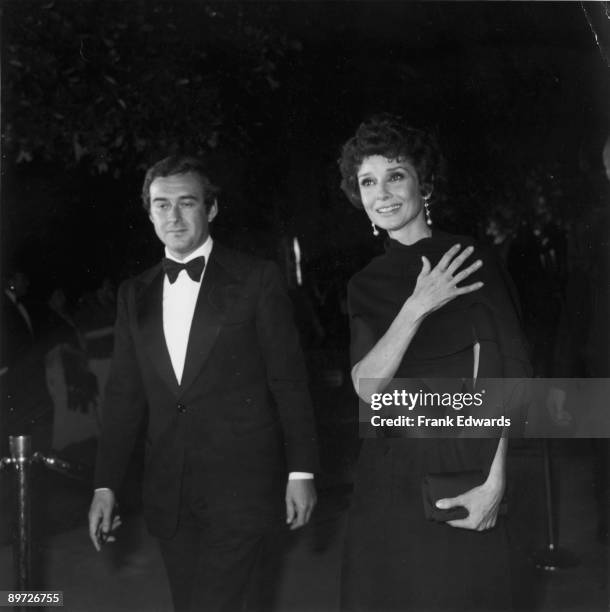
[1,268,51,449]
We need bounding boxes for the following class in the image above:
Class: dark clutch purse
[422,470,508,522]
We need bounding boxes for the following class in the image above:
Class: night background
[2,1,608,297]
[0,2,609,609]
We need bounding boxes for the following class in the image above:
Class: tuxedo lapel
[136,267,181,395]
[179,247,241,394]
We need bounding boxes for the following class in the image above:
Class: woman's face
[357,155,429,244]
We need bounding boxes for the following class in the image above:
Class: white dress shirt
[163,238,212,385]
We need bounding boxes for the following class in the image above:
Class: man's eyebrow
[151,194,197,201]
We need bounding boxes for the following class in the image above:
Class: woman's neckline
[386,230,448,250]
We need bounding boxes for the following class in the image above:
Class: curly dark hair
[141,155,220,212]
[338,113,442,209]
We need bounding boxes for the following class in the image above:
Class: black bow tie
[162,256,206,284]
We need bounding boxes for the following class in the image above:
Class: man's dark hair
[338,113,442,209]
[141,155,221,212]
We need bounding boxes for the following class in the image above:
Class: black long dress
[341,231,531,612]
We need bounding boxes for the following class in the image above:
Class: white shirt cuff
[288,472,314,480]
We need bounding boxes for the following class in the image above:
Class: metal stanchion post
[1,433,90,596]
[9,435,32,590]
[532,439,578,570]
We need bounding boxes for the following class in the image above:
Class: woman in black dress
[338,114,531,611]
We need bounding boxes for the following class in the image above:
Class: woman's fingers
[452,259,483,285]
[437,244,462,270]
[413,246,484,314]
[419,255,432,276]
[426,244,481,280]
[454,281,484,296]
[446,245,475,274]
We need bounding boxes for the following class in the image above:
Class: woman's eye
[389,172,405,182]
[359,178,374,187]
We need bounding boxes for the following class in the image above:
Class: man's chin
[165,245,189,259]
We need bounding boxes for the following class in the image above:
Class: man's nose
[168,204,182,222]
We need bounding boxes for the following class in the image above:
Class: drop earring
[371,222,379,237]
[423,195,432,226]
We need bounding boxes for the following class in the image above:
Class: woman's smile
[376,202,402,214]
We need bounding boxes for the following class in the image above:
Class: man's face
[148,172,218,260]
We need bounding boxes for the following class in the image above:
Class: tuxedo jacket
[94,244,318,538]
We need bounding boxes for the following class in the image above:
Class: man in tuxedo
[88,156,318,611]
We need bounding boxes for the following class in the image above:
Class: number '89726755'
[1,591,63,606]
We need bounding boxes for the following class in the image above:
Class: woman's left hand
[435,477,505,531]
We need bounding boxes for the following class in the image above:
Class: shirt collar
[164,236,213,264]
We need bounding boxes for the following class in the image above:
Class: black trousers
[157,455,280,612]
[158,517,268,612]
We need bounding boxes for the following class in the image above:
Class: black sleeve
[476,248,532,378]
[255,261,319,473]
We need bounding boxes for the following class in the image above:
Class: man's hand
[88,489,121,551]
[435,478,505,531]
[285,479,317,530]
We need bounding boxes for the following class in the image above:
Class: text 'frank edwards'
[369,389,511,429]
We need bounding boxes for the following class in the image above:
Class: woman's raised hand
[409,244,483,318]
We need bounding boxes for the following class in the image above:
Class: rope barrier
[1,435,91,591]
